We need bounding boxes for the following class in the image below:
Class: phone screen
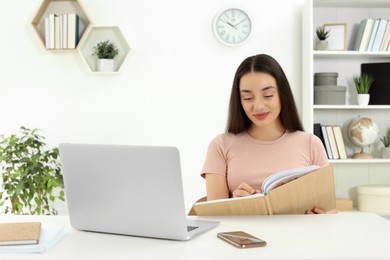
[217,231,267,248]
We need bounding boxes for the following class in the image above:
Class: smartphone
[217,231,267,248]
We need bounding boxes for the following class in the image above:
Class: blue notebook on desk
[0,225,66,253]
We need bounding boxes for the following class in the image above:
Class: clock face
[213,8,252,46]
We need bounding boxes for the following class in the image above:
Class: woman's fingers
[233,183,260,197]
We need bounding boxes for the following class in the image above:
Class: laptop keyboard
[187,225,199,232]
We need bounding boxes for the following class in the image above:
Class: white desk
[1,212,390,260]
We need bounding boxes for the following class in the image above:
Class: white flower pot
[316,40,328,50]
[382,147,390,159]
[357,94,370,106]
[97,59,115,72]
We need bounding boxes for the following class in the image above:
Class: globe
[347,117,379,159]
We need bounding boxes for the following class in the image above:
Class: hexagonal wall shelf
[77,26,131,74]
[32,0,91,50]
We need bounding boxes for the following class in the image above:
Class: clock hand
[226,22,238,30]
[234,19,247,27]
[220,18,238,30]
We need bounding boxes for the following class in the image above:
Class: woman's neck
[247,121,286,141]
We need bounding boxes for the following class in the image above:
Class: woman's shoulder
[209,132,247,147]
[285,130,323,145]
[287,130,324,147]
[287,130,315,139]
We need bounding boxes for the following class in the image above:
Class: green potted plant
[0,127,65,215]
[380,128,390,159]
[315,27,330,50]
[353,73,374,105]
[92,40,119,72]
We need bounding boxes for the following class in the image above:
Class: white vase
[97,59,115,72]
[316,40,328,50]
[357,94,370,106]
[382,147,390,159]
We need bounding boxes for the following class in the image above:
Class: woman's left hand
[305,207,338,214]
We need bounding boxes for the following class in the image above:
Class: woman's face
[239,72,282,130]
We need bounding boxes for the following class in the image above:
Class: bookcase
[302,0,390,205]
[31,0,131,74]
[32,0,91,51]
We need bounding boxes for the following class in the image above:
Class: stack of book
[44,13,80,50]
[0,222,66,253]
[314,123,347,160]
[354,18,390,52]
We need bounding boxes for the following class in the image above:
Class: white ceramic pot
[382,147,390,159]
[97,59,115,72]
[316,40,328,50]
[357,94,370,106]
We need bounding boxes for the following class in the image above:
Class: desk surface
[1,212,390,260]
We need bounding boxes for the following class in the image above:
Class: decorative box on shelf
[357,185,390,214]
[314,72,346,105]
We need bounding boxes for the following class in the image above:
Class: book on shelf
[320,125,333,159]
[67,13,80,49]
[62,13,68,49]
[192,164,336,215]
[313,123,322,136]
[380,21,390,51]
[371,19,388,52]
[358,18,374,51]
[332,125,347,159]
[366,19,380,51]
[54,15,61,49]
[326,125,340,159]
[0,222,41,246]
[59,14,63,49]
[313,123,324,145]
[388,39,390,51]
[47,13,56,49]
[314,123,331,159]
[316,124,348,160]
[45,13,79,49]
[354,19,367,51]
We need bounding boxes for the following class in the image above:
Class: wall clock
[212,8,252,47]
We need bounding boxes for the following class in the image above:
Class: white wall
[1,0,305,213]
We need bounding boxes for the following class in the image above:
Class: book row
[354,18,390,52]
[314,124,347,160]
[44,13,80,50]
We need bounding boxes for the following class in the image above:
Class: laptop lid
[59,143,218,241]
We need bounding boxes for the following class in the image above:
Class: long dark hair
[226,54,304,134]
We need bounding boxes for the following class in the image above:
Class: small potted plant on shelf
[315,26,330,50]
[92,40,119,72]
[353,73,374,106]
[380,128,390,159]
[0,127,65,214]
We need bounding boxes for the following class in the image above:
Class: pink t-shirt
[201,131,328,194]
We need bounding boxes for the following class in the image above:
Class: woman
[201,54,330,214]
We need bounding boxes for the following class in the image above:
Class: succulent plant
[315,27,330,40]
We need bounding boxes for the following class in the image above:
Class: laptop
[59,143,219,241]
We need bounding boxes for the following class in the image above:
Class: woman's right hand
[232,183,261,198]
